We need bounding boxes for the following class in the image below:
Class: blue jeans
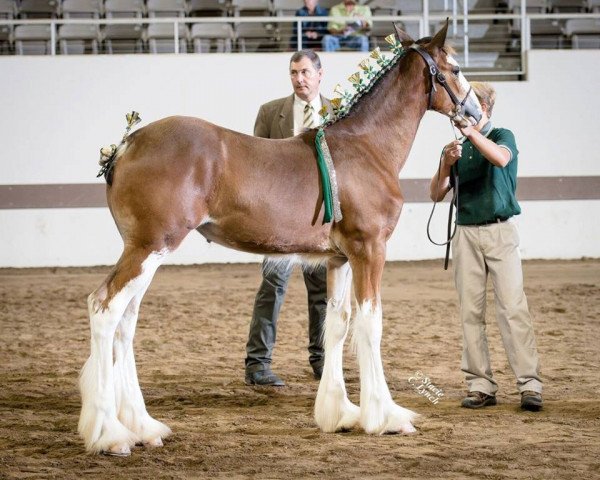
[322,34,369,52]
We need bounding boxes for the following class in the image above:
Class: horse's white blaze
[315,262,360,432]
[78,249,169,453]
[447,54,482,122]
[354,300,418,434]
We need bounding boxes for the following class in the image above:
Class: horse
[78,22,482,456]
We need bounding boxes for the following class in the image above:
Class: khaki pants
[452,221,542,395]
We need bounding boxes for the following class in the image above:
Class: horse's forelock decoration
[79,21,483,457]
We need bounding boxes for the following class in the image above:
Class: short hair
[289,49,322,71]
[470,81,496,117]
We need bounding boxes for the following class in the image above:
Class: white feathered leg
[113,253,171,448]
[354,299,418,434]
[78,249,167,455]
[315,259,360,432]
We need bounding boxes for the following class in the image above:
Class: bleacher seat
[188,0,229,17]
[58,24,100,53]
[0,0,17,18]
[368,0,400,15]
[530,18,565,48]
[235,21,274,51]
[104,0,144,53]
[190,22,234,52]
[231,0,272,17]
[0,0,15,52]
[14,24,52,54]
[565,17,600,47]
[18,0,59,18]
[61,0,102,18]
[272,0,299,16]
[147,0,187,17]
[0,23,11,53]
[549,0,586,12]
[104,0,144,17]
[147,23,189,52]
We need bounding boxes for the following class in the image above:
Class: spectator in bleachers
[291,0,329,50]
[322,0,371,52]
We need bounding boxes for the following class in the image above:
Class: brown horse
[79,23,482,456]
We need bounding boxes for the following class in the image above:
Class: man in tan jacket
[245,50,333,386]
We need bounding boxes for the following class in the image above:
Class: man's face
[304,0,318,10]
[290,57,322,102]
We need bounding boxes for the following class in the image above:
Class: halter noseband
[409,44,472,119]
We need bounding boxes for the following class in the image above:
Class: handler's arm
[459,125,511,168]
[430,140,461,202]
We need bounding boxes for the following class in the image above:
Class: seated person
[322,0,372,52]
[291,0,329,50]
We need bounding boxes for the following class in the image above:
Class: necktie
[303,103,315,130]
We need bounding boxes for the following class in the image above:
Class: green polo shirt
[450,123,521,225]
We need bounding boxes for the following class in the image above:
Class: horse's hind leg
[78,245,168,455]
[113,267,170,448]
[315,257,360,432]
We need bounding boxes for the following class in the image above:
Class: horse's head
[394,21,482,127]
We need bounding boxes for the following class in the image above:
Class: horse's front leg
[351,244,418,435]
[315,256,360,432]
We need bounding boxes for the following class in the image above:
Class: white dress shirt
[293,94,323,136]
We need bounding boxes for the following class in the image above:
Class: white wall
[1,50,598,267]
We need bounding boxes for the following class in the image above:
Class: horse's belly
[196,220,332,256]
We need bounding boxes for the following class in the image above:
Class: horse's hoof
[143,437,164,448]
[102,444,131,457]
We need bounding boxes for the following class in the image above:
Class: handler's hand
[442,140,462,166]
[453,118,475,137]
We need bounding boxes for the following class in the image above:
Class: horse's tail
[96,111,141,186]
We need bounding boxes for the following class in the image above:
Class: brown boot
[461,391,497,409]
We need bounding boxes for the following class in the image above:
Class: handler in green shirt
[430,82,543,411]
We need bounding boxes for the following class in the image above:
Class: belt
[471,216,510,226]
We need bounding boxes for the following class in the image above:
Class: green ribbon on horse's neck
[314,129,342,224]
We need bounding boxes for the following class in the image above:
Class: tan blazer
[253,94,333,139]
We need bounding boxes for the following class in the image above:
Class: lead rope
[426,120,460,270]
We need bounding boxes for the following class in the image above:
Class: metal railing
[1,9,599,78]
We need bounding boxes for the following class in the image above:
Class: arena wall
[1,50,598,267]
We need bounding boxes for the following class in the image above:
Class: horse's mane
[323,36,454,128]
[322,48,408,128]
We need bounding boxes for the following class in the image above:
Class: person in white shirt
[245,50,333,386]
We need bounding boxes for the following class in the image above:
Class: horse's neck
[331,61,427,175]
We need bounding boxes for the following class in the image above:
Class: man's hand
[442,140,462,167]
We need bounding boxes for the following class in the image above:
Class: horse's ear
[430,18,449,48]
[393,22,414,48]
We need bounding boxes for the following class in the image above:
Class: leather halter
[409,44,473,120]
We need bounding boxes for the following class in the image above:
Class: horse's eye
[452,66,460,76]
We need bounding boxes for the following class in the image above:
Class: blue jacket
[291,5,329,48]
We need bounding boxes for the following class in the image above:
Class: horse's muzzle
[461,95,483,126]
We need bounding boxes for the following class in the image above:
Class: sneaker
[521,391,543,411]
[461,391,497,409]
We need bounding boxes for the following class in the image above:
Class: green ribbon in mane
[315,128,342,224]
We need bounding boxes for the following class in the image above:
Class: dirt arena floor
[0,259,599,479]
